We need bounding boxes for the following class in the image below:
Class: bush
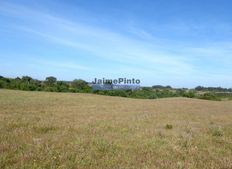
[114,90,128,97]
[0,80,7,88]
[148,93,158,99]
[71,79,88,90]
[183,90,196,98]
[44,86,57,92]
[165,124,173,129]
[199,92,221,101]
[57,81,69,92]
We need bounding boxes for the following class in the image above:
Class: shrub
[165,124,173,129]
[71,79,88,90]
[148,93,158,99]
[183,90,196,98]
[199,92,221,101]
[44,86,57,92]
[0,80,7,88]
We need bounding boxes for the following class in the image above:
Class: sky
[0,0,232,88]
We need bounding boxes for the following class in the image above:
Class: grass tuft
[210,126,224,137]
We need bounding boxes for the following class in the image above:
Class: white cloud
[0,3,195,74]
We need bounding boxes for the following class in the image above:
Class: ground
[0,89,232,169]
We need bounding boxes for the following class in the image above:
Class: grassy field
[0,89,232,169]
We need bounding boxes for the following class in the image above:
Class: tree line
[195,86,232,92]
[0,75,91,93]
[0,75,231,101]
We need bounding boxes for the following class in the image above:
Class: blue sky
[0,0,232,88]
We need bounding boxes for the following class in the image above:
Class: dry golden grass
[0,89,232,169]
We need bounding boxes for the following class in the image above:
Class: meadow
[0,89,232,169]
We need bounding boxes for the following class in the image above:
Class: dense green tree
[22,76,32,82]
[152,85,172,89]
[71,79,89,90]
[0,79,7,88]
[45,76,57,86]
[9,79,21,89]
[57,81,69,92]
